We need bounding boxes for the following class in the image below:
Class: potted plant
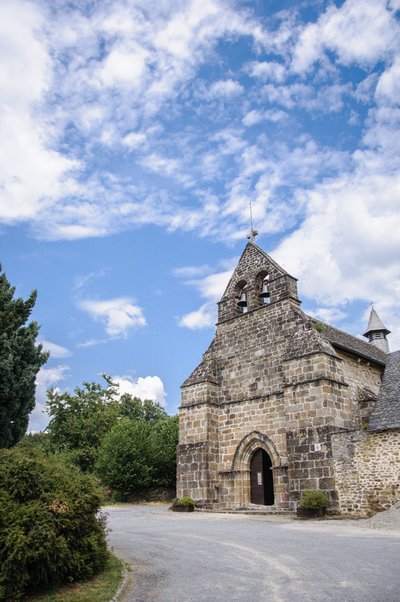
[297,490,328,518]
[170,496,195,512]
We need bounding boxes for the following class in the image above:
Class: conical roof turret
[363,306,390,337]
[363,306,390,353]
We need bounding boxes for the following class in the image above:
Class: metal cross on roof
[247,198,258,242]
[247,228,258,242]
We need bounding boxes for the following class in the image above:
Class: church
[177,241,400,515]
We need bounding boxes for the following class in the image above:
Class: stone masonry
[177,242,400,515]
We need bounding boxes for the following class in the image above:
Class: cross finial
[247,228,258,243]
[247,198,258,243]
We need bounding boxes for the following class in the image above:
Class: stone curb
[110,566,131,602]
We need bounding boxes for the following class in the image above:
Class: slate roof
[369,350,400,431]
[310,320,388,366]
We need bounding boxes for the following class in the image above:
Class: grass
[25,553,127,602]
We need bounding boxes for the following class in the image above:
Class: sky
[1,0,400,431]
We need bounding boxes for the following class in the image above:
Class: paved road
[106,505,400,602]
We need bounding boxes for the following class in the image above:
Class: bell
[238,291,247,307]
[260,281,270,298]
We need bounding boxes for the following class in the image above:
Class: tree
[96,415,179,495]
[96,418,154,494]
[46,375,168,473]
[0,267,48,448]
[46,376,120,472]
[119,393,167,423]
[150,416,179,488]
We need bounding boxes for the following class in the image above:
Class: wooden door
[250,449,274,506]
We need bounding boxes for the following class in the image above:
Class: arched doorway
[250,448,274,505]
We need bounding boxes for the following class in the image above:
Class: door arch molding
[231,430,281,471]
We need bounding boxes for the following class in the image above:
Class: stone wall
[335,350,383,428]
[287,426,338,510]
[332,429,400,515]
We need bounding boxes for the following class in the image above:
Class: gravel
[358,502,400,530]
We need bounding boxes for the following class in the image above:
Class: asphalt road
[106,505,400,602]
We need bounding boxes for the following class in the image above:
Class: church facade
[177,242,400,515]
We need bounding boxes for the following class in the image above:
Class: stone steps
[197,506,294,516]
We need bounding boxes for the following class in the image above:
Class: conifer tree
[0,266,48,447]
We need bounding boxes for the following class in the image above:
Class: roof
[363,306,391,337]
[369,350,400,431]
[309,319,388,366]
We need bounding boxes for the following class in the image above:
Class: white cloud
[122,131,147,149]
[40,340,72,358]
[376,56,400,105]
[273,168,400,349]
[207,79,244,98]
[308,307,348,324]
[112,375,166,407]
[247,61,286,82]
[30,364,70,432]
[178,302,217,330]
[242,109,288,126]
[292,0,399,73]
[172,264,213,278]
[78,297,146,337]
[176,264,234,329]
[99,43,150,88]
[0,0,79,224]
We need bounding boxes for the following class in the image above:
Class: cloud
[0,1,79,224]
[78,297,146,337]
[178,302,216,330]
[273,167,400,349]
[247,61,286,82]
[40,340,72,358]
[176,264,234,329]
[0,0,268,238]
[206,79,244,98]
[112,375,166,407]
[307,307,348,324]
[375,56,400,105]
[242,109,288,126]
[172,264,213,278]
[292,0,399,73]
[30,364,70,432]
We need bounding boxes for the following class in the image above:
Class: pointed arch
[231,431,281,472]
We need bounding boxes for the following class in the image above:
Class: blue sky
[1,0,399,430]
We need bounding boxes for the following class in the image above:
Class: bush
[172,496,195,507]
[0,447,108,600]
[299,489,329,510]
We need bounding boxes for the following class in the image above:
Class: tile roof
[369,350,400,431]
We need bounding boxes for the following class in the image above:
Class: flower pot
[297,507,326,519]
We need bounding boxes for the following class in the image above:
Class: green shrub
[299,489,329,510]
[172,496,195,507]
[0,447,108,601]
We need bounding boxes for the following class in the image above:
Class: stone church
[177,242,400,515]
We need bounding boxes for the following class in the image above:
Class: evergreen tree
[0,266,48,448]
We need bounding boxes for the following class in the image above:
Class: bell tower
[363,306,390,353]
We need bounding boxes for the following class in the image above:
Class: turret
[363,306,390,353]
